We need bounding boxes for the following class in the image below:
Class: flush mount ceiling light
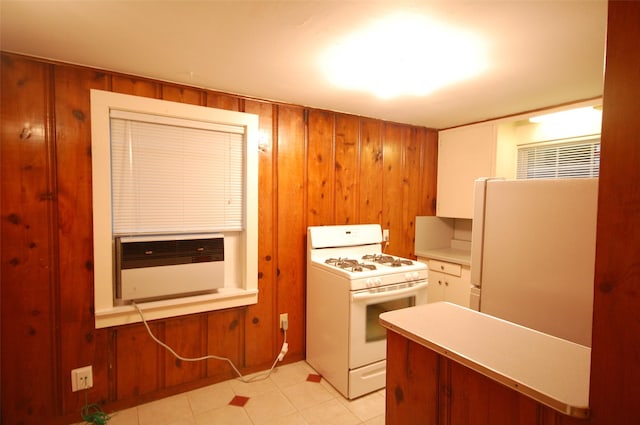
[529,106,603,125]
[321,12,488,99]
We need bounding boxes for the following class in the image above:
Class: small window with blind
[517,136,600,179]
[90,89,259,328]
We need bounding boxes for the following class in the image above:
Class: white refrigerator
[470,177,598,347]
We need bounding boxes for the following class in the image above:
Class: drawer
[428,259,462,277]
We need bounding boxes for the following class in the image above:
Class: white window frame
[90,90,258,328]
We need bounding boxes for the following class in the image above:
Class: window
[517,137,600,179]
[90,90,258,328]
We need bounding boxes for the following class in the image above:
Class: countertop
[380,302,591,419]
[415,247,471,266]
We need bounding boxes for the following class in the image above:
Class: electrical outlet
[280,313,289,330]
[383,229,390,242]
[71,365,93,392]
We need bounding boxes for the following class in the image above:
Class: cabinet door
[437,123,496,218]
[429,268,471,308]
[427,270,446,303]
[445,267,472,308]
[445,275,471,307]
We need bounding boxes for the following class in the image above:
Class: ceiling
[0,0,607,129]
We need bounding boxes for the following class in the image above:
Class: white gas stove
[306,224,428,399]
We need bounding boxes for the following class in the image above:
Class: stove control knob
[405,272,420,280]
[366,278,381,287]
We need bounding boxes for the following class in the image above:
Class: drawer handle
[445,281,449,286]
[145,250,153,255]
[440,265,445,270]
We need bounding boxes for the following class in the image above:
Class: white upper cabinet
[436,122,517,218]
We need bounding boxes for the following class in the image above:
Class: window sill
[95,288,258,328]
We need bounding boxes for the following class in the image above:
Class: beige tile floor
[75,361,385,425]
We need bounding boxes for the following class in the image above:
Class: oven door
[349,280,428,368]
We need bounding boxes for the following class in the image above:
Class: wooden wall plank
[164,315,206,386]
[0,53,57,424]
[307,109,335,226]
[334,114,360,225]
[420,129,439,217]
[161,84,204,105]
[206,309,244,379]
[401,127,422,259]
[276,105,307,360]
[244,99,277,369]
[53,65,112,415]
[359,118,383,225]
[382,123,406,257]
[206,91,240,111]
[111,75,161,98]
[115,324,162,399]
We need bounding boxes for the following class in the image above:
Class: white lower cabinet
[421,258,471,308]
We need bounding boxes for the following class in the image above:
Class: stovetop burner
[362,254,414,267]
[325,258,377,272]
[323,254,415,273]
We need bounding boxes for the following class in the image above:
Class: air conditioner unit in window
[115,233,224,302]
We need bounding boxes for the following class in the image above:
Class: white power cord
[132,302,288,383]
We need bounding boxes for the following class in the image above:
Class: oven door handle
[351,281,428,302]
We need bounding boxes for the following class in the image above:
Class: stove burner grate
[362,254,414,267]
[325,257,377,272]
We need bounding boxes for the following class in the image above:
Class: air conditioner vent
[120,237,224,269]
[115,234,224,302]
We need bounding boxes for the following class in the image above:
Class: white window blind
[110,110,245,234]
[517,137,600,179]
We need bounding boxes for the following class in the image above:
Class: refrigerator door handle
[470,177,505,289]
[470,178,488,288]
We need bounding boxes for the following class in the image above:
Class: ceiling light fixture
[528,106,602,125]
[321,12,488,99]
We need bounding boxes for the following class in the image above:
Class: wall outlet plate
[71,365,93,392]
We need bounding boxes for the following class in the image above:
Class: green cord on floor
[81,388,111,425]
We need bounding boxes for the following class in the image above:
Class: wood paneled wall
[1,52,437,425]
